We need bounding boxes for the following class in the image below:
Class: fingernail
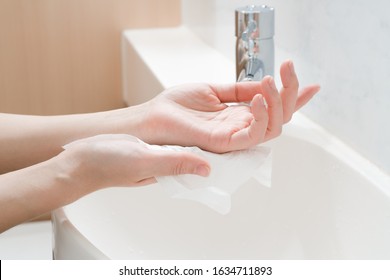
[288,60,296,75]
[195,165,210,177]
[267,77,277,91]
[257,94,265,106]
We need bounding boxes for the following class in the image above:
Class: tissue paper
[64,134,272,215]
[151,144,272,214]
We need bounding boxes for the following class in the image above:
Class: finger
[147,150,210,178]
[229,94,268,150]
[211,82,262,103]
[294,84,321,111]
[261,76,283,141]
[280,60,299,123]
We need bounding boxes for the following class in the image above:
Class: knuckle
[173,156,192,175]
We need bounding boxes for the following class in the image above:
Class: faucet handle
[241,19,258,56]
[235,5,275,81]
[235,5,275,40]
[241,19,257,42]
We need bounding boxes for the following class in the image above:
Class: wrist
[48,152,89,202]
[0,152,90,231]
[101,102,153,142]
[53,148,109,199]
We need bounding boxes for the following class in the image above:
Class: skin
[0,60,320,232]
[141,61,318,152]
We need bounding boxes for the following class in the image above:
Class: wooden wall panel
[0,0,181,115]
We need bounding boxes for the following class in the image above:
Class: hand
[142,60,320,153]
[61,135,210,192]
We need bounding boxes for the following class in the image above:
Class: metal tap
[235,5,275,82]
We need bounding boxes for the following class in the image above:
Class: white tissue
[151,144,272,215]
[63,134,272,215]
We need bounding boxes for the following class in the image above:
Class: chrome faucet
[235,5,275,82]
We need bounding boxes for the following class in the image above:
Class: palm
[150,84,262,153]
[147,61,320,153]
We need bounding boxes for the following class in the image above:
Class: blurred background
[0,0,181,115]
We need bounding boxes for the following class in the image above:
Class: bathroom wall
[0,0,180,115]
[182,0,390,174]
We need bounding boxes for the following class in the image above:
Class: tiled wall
[182,0,390,174]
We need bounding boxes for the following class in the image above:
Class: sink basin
[52,112,390,259]
[52,27,390,259]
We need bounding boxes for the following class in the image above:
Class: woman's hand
[0,60,319,232]
[0,134,210,232]
[140,60,320,153]
[61,135,210,192]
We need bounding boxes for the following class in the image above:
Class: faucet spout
[235,5,275,82]
[237,56,264,82]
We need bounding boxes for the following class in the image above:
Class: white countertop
[122,26,237,106]
[0,221,52,260]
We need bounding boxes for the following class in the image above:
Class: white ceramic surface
[0,221,52,260]
[52,27,390,259]
[52,113,390,259]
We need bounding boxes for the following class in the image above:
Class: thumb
[149,150,210,177]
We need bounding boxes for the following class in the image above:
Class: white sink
[52,27,390,259]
